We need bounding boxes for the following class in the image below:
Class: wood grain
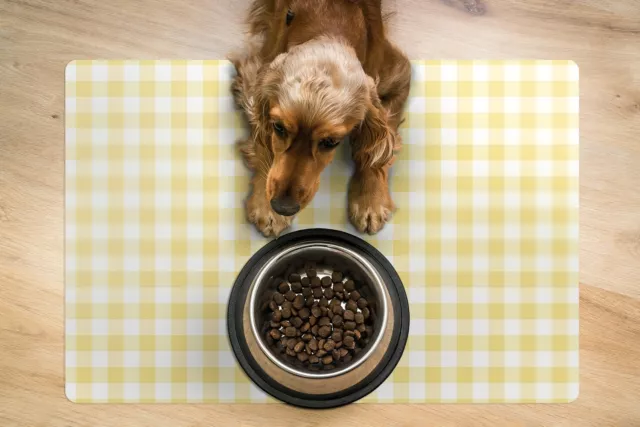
[1,0,639,425]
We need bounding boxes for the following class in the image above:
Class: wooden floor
[1,0,640,425]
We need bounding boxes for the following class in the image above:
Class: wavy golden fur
[231,0,411,236]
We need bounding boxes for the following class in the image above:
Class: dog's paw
[246,195,292,237]
[348,191,395,235]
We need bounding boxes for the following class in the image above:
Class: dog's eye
[273,122,286,137]
[319,138,340,149]
[286,9,295,26]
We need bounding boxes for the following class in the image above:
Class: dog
[230,0,411,237]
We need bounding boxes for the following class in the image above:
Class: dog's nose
[270,196,300,216]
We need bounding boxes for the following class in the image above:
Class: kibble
[344,280,355,292]
[263,265,376,371]
[273,292,285,305]
[321,276,332,288]
[278,282,290,294]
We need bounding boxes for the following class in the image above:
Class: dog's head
[249,38,395,216]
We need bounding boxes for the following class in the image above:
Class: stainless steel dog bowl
[227,229,410,408]
[249,241,389,379]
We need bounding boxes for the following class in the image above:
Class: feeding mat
[65,60,579,403]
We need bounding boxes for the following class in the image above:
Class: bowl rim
[248,240,390,378]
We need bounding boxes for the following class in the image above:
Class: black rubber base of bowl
[227,229,410,409]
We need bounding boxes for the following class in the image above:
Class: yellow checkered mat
[65,60,579,403]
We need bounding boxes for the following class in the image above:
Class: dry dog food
[264,263,375,371]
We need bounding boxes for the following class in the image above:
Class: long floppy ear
[239,54,287,169]
[351,79,396,169]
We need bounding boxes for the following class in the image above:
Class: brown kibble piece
[311,324,319,335]
[286,348,296,357]
[343,335,355,349]
[285,290,296,301]
[316,349,327,357]
[332,315,344,327]
[335,341,343,349]
[324,288,334,299]
[273,292,285,305]
[355,312,365,324]
[331,330,342,342]
[318,325,332,338]
[300,322,310,332]
[319,316,331,326]
[282,307,292,319]
[289,273,301,283]
[319,297,329,307]
[293,295,305,310]
[354,329,362,340]
[291,316,303,328]
[269,301,278,312]
[272,309,282,322]
[310,276,321,288]
[280,320,291,328]
[318,339,325,349]
[344,321,356,331]
[309,316,318,326]
[335,291,345,300]
[346,300,358,312]
[323,339,336,351]
[362,307,370,319]
[344,280,355,291]
[344,330,355,338]
[331,304,344,316]
[297,351,309,362]
[302,333,313,342]
[291,282,302,292]
[309,338,319,351]
[302,287,312,297]
[301,276,310,287]
[320,306,329,316]
[282,301,292,310]
[269,329,281,340]
[333,282,344,292]
[343,310,355,321]
[305,296,315,307]
[321,276,332,288]
[339,348,349,358]
[306,268,317,278]
[332,349,341,360]
[322,355,333,365]
[357,323,366,333]
[358,298,368,309]
[331,271,343,282]
[278,281,290,294]
[309,355,319,364]
[298,307,310,320]
[294,341,305,353]
[350,290,361,301]
[285,326,297,337]
[313,287,323,298]
[287,339,296,350]
[311,306,322,317]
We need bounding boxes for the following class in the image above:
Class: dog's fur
[231,0,411,236]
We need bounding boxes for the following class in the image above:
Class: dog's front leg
[244,163,293,238]
[348,161,395,235]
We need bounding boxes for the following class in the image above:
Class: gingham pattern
[65,60,579,403]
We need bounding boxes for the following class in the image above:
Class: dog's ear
[248,54,288,148]
[351,78,396,169]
